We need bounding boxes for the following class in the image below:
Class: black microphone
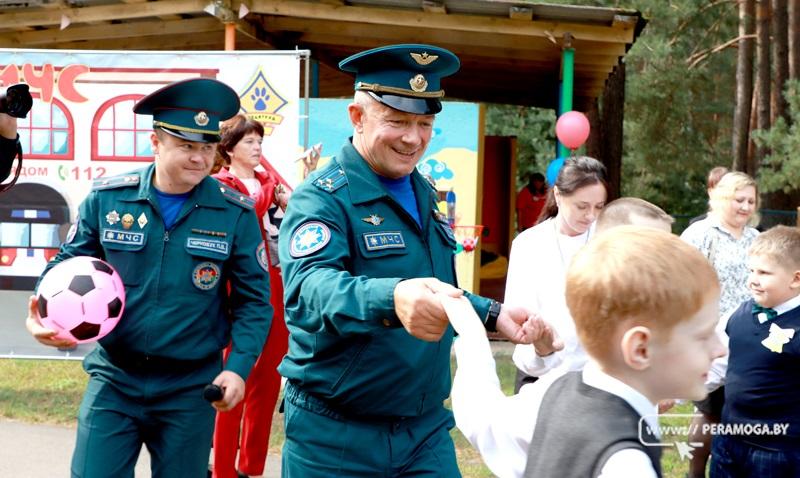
[202,384,224,402]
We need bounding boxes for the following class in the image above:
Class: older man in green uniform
[25,78,272,478]
[278,44,538,477]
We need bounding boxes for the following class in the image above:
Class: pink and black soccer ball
[36,256,125,344]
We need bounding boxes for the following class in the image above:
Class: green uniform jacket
[278,141,491,418]
[41,164,272,380]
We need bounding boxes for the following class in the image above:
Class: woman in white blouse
[506,156,607,384]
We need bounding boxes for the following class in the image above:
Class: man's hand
[493,304,532,344]
[522,315,565,356]
[0,112,17,140]
[209,370,246,412]
[25,295,77,348]
[393,278,462,342]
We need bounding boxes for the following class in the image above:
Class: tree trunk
[756,0,772,169]
[790,0,800,79]
[772,0,789,122]
[600,62,625,202]
[733,0,756,172]
[747,78,759,175]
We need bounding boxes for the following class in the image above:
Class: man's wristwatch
[485,300,501,332]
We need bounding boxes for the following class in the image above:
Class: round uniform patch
[192,262,221,290]
[256,241,269,272]
[290,221,331,258]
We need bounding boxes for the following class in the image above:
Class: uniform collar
[131,163,227,209]
[338,139,431,206]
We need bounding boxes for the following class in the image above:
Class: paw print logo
[238,68,288,136]
[251,86,271,111]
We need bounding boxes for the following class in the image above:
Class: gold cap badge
[409,74,428,93]
[194,111,209,127]
[410,52,438,65]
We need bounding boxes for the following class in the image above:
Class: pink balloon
[555,111,591,150]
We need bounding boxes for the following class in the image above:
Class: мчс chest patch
[362,231,405,251]
[102,229,145,246]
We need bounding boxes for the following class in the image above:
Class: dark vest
[724,300,800,448]
[524,372,662,478]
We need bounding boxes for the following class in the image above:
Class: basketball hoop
[453,225,484,254]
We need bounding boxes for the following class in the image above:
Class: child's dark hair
[527,172,547,195]
[538,156,608,224]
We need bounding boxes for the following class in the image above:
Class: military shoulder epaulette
[312,166,348,194]
[219,184,255,209]
[92,174,140,191]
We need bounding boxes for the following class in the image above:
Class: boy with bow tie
[707,225,800,477]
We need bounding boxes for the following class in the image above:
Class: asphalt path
[0,289,94,359]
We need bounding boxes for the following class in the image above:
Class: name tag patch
[102,229,145,246]
[363,232,405,251]
[187,237,229,255]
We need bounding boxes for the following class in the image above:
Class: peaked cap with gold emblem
[133,78,240,143]
[339,44,460,115]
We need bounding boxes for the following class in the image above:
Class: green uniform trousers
[281,381,461,478]
[70,370,216,477]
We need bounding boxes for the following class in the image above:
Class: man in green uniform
[278,44,538,477]
[25,78,272,478]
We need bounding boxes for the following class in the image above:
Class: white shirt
[706,293,800,391]
[505,218,591,376]
[452,333,659,478]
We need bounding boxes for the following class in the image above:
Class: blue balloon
[546,157,566,186]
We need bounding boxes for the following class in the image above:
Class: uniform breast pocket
[100,229,148,286]
[185,237,231,292]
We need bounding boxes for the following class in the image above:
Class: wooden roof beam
[4,0,208,28]
[422,1,446,14]
[0,17,222,46]
[249,0,635,44]
[43,31,233,51]
[260,17,628,56]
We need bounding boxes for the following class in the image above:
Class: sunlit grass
[0,358,86,424]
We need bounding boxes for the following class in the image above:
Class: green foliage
[753,80,800,194]
[485,0,743,217]
[622,0,738,216]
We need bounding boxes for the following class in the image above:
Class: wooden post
[224,22,236,50]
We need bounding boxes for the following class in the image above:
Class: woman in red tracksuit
[211,114,289,478]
